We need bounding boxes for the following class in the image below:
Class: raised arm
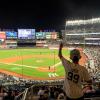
[58,42,63,59]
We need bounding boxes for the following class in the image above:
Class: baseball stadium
[0,18,100,100]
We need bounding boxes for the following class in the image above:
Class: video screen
[6,31,17,39]
[18,29,35,39]
[0,32,6,39]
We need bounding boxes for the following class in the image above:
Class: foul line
[0,61,62,69]
[0,62,38,69]
[50,62,62,68]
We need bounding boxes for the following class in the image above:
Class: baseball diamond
[0,48,87,80]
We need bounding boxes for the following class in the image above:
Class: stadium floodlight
[66,17,100,26]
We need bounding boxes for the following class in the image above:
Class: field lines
[0,62,38,69]
[48,73,59,78]
[50,62,62,68]
[0,61,62,70]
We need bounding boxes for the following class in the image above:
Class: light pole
[54,50,55,74]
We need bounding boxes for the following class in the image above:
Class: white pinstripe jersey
[60,56,90,99]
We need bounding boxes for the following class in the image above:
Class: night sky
[0,0,100,31]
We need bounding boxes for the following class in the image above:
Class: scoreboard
[18,29,35,39]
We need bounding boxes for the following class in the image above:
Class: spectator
[82,85,95,94]
[38,87,45,99]
[0,86,8,100]
[95,83,100,96]
[49,87,55,99]
[42,90,49,100]
[57,89,66,100]
[58,42,92,100]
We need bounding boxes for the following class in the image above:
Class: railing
[84,97,100,100]
[14,82,63,100]
[14,88,28,100]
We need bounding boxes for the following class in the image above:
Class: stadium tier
[62,18,100,46]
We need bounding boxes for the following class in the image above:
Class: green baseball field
[0,48,71,80]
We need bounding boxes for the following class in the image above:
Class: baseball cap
[70,49,81,60]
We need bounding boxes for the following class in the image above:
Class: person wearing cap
[58,42,91,100]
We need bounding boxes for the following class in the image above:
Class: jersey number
[67,72,79,83]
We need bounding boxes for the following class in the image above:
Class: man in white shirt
[58,42,91,100]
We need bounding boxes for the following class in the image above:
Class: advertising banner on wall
[6,31,17,39]
[51,32,57,39]
[0,32,6,39]
[45,32,51,39]
[36,32,46,39]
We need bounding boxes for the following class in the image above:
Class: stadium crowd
[31,83,100,100]
[0,72,37,100]
[84,46,100,82]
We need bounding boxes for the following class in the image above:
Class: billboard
[18,29,35,39]
[51,32,57,39]
[6,31,17,39]
[0,32,6,39]
[0,39,5,43]
[36,32,46,39]
[45,32,51,39]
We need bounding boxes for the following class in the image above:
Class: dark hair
[72,56,79,63]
